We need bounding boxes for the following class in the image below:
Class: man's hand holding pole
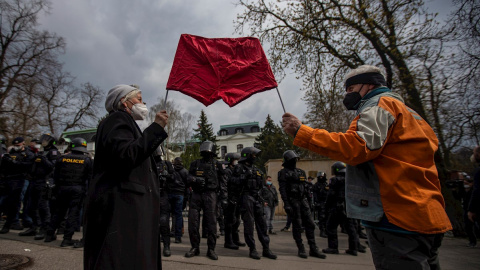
[282,113,303,138]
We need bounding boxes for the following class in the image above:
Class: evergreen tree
[193,110,217,143]
[255,114,296,170]
[180,143,201,170]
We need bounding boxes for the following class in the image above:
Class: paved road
[1,220,479,270]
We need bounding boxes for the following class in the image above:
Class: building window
[221,146,227,158]
[251,126,259,132]
[220,129,228,136]
[235,128,243,134]
[237,144,243,152]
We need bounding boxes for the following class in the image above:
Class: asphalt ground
[1,218,479,270]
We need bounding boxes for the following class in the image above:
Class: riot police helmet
[225,152,241,164]
[70,137,88,153]
[39,133,56,148]
[239,147,261,162]
[282,150,300,166]
[331,161,346,175]
[317,171,327,181]
[199,141,215,154]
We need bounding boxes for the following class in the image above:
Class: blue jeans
[264,205,276,231]
[168,194,184,238]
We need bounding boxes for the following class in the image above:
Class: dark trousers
[26,182,51,229]
[224,201,242,245]
[2,179,24,226]
[290,198,316,247]
[325,209,358,250]
[240,194,269,250]
[316,204,326,231]
[188,190,217,250]
[366,228,444,270]
[167,193,183,239]
[160,191,171,246]
[48,185,83,239]
[464,211,477,245]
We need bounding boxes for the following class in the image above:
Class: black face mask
[343,92,362,110]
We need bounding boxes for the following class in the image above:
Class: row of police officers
[0,134,92,247]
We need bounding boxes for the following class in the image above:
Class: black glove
[220,200,228,210]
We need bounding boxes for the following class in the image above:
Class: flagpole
[276,87,286,113]
[163,89,169,110]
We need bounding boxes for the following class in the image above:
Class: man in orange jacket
[282,65,452,269]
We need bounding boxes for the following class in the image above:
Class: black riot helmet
[39,133,56,148]
[225,152,241,164]
[331,161,346,176]
[317,171,327,182]
[199,141,215,155]
[70,137,88,153]
[239,147,261,163]
[282,150,300,166]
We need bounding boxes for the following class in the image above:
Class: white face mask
[13,146,22,152]
[34,144,41,149]
[471,154,478,164]
[130,103,149,120]
[464,184,471,189]
[233,160,238,166]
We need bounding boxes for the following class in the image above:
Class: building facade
[216,122,261,159]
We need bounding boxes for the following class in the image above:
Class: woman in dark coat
[84,85,168,270]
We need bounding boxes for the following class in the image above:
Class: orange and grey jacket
[293,88,452,234]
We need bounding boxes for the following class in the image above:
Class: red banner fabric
[166,34,278,107]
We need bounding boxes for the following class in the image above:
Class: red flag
[166,34,278,107]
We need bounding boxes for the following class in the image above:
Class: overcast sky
[37,0,456,132]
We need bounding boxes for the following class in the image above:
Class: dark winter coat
[84,110,167,270]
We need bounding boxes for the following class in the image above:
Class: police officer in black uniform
[278,150,326,259]
[322,161,365,256]
[185,141,227,260]
[0,137,35,234]
[0,135,10,218]
[45,137,93,247]
[19,134,59,240]
[313,171,328,238]
[153,147,174,257]
[223,152,246,250]
[232,147,277,260]
[169,157,188,244]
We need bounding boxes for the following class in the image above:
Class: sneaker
[467,242,477,248]
[268,230,277,235]
[280,227,290,232]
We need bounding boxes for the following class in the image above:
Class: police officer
[313,171,328,238]
[278,150,326,259]
[185,141,227,260]
[232,147,277,260]
[45,137,93,247]
[0,137,35,234]
[169,157,188,244]
[322,161,364,256]
[0,135,9,217]
[19,134,59,240]
[153,147,174,257]
[223,152,246,250]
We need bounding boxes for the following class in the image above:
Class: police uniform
[223,163,245,249]
[186,156,227,259]
[323,174,360,255]
[232,161,276,259]
[313,177,328,237]
[155,156,173,257]
[278,166,325,258]
[19,145,59,239]
[0,141,35,233]
[46,150,92,245]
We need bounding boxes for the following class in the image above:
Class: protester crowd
[1,66,479,270]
